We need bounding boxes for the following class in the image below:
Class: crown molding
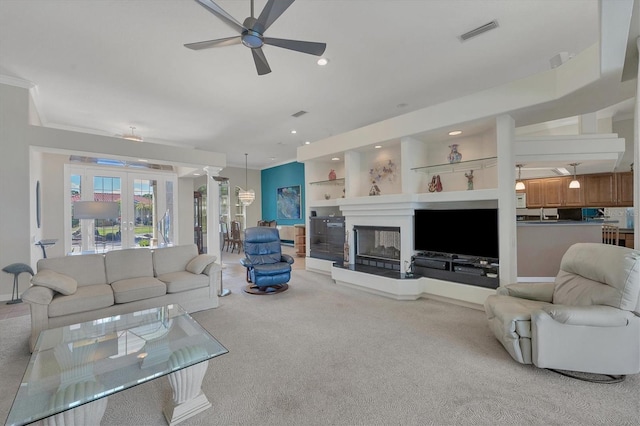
[0,74,35,89]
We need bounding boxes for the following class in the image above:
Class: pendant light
[238,153,255,206]
[569,163,581,189]
[515,164,525,190]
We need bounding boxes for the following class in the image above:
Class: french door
[66,165,176,253]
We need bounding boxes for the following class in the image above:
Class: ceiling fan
[185,0,327,75]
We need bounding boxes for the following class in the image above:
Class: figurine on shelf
[328,169,336,180]
[465,169,474,190]
[448,144,462,163]
[435,175,443,192]
[324,193,331,200]
[428,176,437,192]
[369,180,381,196]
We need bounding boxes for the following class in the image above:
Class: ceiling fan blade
[184,36,242,50]
[195,0,246,33]
[256,0,295,32]
[251,48,272,75]
[264,37,326,56]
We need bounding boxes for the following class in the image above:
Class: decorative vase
[448,144,462,163]
[328,169,336,180]
[324,193,331,200]
[369,182,381,196]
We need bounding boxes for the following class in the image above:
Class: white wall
[0,83,227,301]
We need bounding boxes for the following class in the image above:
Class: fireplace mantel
[319,190,500,309]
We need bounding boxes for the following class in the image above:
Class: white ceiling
[0,0,635,170]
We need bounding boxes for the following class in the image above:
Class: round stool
[2,263,34,304]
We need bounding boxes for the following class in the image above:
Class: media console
[411,252,499,289]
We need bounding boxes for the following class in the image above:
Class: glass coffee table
[6,304,228,426]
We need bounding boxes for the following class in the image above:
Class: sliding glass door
[66,165,176,254]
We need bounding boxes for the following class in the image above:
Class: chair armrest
[22,285,54,305]
[497,282,555,302]
[281,254,294,264]
[202,262,221,276]
[538,305,634,327]
[240,258,253,268]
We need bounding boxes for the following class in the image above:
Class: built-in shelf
[411,157,497,175]
[309,178,345,186]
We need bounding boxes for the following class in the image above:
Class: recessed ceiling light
[304,141,311,145]
[138,159,148,163]
[331,157,340,161]
[374,145,382,149]
[193,173,201,176]
[270,157,276,161]
[291,130,297,134]
[317,58,329,66]
[448,130,463,136]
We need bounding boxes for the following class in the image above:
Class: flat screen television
[414,208,499,259]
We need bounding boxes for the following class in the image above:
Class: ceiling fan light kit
[122,126,143,142]
[185,0,327,75]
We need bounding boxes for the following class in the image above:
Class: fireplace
[353,226,401,271]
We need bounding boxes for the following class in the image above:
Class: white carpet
[1,269,638,425]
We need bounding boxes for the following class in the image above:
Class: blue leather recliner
[240,227,294,293]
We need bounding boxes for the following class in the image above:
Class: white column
[496,114,517,285]
[634,37,639,250]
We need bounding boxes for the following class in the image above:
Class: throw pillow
[186,254,217,274]
[31,269,78,295]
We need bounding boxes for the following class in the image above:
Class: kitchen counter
[517,221,602,278]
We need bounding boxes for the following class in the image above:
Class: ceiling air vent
[460,20,499,41]
[291,110,307,118]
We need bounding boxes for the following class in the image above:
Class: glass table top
[6,304,228,426]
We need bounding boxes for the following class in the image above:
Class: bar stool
[2,263,34,304]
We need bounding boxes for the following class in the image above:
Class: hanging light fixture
[569,163,581,189]
[515,164,525,190]
[238,153,255,206]
[122,126,143,142]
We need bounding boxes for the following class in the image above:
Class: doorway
[66,165,176,254]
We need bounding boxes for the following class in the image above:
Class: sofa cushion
[554,243,640,313]
[48,284,114,318]
[31,269,77,295]
[37,254,107,287]
[157,271,209,294]
[186,254,216,275]
[105,249,154,284]
[152,244,200,276]
[111,277,166,304]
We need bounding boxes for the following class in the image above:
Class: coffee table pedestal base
[163,360,210,426]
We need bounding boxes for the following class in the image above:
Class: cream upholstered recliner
[484,242,640,381]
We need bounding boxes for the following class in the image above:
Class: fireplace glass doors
[353,226,401,271]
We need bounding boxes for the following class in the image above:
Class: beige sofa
[22,244,221,351]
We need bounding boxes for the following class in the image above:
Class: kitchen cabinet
[616,172,633,207]
[584,173,615,206]
[525,179,544,208]
[310,216,345,262]
[525,177,584,208]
